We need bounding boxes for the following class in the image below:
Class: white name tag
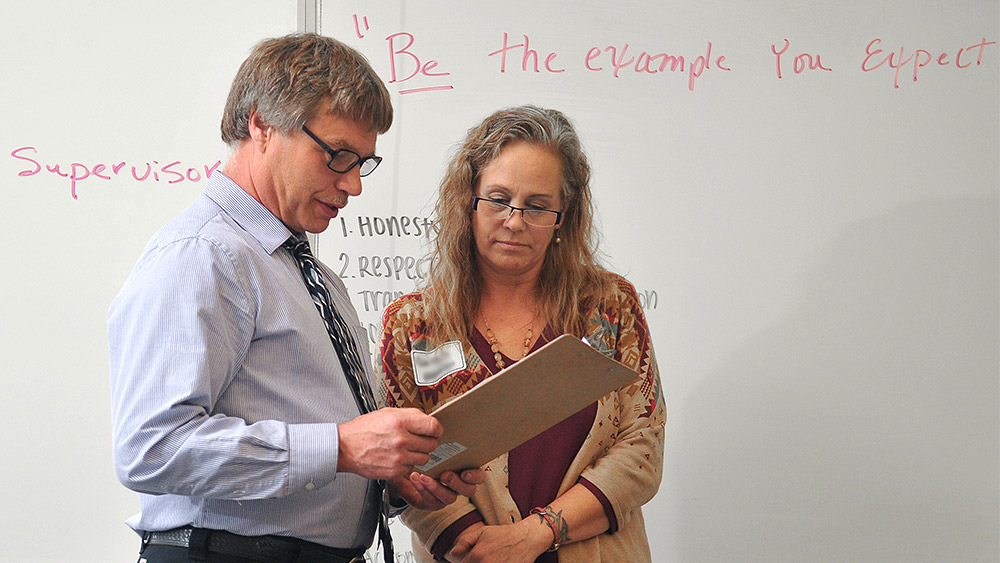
[411,341,466,386]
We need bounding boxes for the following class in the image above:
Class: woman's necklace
[483,317,534,371]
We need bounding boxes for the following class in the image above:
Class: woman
[377,105,664,562]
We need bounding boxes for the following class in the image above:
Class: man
[109,33,481,563]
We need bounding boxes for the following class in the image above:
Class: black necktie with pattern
[282,236,393,562]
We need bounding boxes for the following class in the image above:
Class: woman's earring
[554,235,561,244]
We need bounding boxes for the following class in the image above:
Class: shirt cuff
[287,422,340,494]
[430,510,484,560]
[579,477,619,533]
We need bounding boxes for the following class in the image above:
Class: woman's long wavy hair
[422,105,610,342]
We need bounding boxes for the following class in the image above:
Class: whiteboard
[0,1,297,562]
[314,1,999,561]
[1,1,995,562]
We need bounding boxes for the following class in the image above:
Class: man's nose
[338,168,363,197]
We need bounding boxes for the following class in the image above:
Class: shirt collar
[203,172,293,254]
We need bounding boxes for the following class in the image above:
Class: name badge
[411,341,466,386]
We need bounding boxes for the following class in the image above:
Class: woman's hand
[445,519,553,563]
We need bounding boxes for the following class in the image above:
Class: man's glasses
[302,125,382,176]
[473,197,562,227]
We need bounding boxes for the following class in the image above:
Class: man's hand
[389,468,486,511]
[337,407,442,480]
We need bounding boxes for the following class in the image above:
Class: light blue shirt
[108,173,378,549]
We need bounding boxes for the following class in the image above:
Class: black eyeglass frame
[301,125,383,177]
[472,196,563,227]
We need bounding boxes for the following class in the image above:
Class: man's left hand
[389,469,486,511]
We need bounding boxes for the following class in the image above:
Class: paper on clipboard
[416,334,639,479]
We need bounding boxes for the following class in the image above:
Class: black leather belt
[142,527,365,563]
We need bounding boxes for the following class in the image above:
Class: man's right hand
[336,407,443,480]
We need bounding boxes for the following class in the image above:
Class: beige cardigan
[378,274,666,562]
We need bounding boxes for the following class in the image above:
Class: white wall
[1,1,996,562]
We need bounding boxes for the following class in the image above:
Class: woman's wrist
[520,516,557,555]
[529,506,563,552]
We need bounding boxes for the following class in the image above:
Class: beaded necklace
[483,318,533,371]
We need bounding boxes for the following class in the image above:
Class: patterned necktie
[282,236,393,562]
[283,236,377,413]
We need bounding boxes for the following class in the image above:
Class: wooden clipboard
[415,334,639,479]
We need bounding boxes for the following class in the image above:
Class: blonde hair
[423,105,610,341]
[221,33,392,144]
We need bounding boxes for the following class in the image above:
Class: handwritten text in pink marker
[385,32,454,94]
[862,37,996,88]
[487,33,565,73]
[771,39,832,79]
[9,146,222,200]
[585,41,731,91]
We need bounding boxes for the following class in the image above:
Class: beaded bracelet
[529,506,561,552]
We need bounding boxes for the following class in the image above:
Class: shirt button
[305,480,315,491]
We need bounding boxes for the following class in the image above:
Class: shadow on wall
[673,197,999,562]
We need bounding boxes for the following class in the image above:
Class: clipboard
[415,334,639,479]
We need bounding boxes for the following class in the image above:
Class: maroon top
[429,329,617,561]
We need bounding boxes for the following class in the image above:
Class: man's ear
[247,110,273,150]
